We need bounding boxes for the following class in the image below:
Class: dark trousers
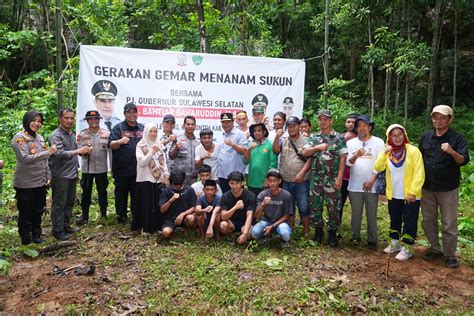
[114,175,137,219]
[133,182,162,233]
[388,198,420,245]
[339,179,349,222]
[80,172,108,217]
[51,178,77,233]
[248,186,263,198]
[218,177,230,194]
[15,186,46,244]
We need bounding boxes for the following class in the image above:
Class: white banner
[76,45,306,140]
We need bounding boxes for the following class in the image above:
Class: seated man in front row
[219,171,256,244]
[192,164,223,197]
[195,179,221,239]
[251,169,293,248]
[159,169,197,239]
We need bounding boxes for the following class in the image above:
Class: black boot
[313,227,324,243]
[100,207,107,219]
[31,209,44,244]
[328,230,338,248]
[76,210,89,225]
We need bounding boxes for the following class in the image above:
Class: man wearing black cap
[108,102,144,224]
[346,114,385,250]
[76,110,110,224]
[87,80,121,131]
[273,116,312,238]
[216,113,249,193]
[303,109,347,247]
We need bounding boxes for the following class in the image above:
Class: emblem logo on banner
[177,54,187,66]
[192,55,203,65]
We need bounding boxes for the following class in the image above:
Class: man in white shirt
[346,115,385,250]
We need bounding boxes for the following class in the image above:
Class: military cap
[163,114,176,123]
[251,94,268,109]
[84,110,102,120]
[91,80,117,100]
[220,112,234,122]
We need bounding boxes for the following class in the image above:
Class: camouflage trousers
[310,183,342,231]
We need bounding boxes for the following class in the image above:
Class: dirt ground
[1,237,472,314]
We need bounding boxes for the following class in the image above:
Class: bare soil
[1,235,473,314]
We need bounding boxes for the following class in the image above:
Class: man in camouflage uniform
[303,109,347,247]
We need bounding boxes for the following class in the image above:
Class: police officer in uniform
[11,111,57,244]
[76,110,110,224]
[80,80,121,131]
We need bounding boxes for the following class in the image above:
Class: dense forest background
[1,0,474,136]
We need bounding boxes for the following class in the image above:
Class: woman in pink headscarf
[375,124,425,261]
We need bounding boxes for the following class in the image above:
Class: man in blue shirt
[216,113,248,193]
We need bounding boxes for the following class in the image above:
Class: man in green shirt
[244,123,277,197]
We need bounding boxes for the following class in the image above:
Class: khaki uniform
[11,130,51,188]
[77,128,110,173]
[77,127,110,218]
[11,130,51,244]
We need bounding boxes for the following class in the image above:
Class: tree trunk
[350,40,357,80]
[384,68,391,122]
[240,0,248,55]
[404,73,409,125]
[452,0,457,109]
[368,14,375,118]
[279,0,288,57]
[426,0,448,114]
[395,74,400,112]
[196,0,207,53]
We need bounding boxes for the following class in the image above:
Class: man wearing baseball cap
[76,110,110,224]
[108,102,144,224]
[303,109,347,247]
[419,105,470,268]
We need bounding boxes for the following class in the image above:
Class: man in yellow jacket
[374,124,424,261]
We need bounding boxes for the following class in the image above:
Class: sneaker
[384,239,401,254]
[351,237,361,245]
[281,240,291,249]
[258,236,270,246]
[422,250,443,261]
[368,242,377,251]
[395,247,413,261]
[445,258,459,269]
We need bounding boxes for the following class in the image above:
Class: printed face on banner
[76,46,306,142]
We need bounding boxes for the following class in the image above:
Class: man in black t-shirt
[219,171,256,244]
[251,169,293,248]
[108,102,144,224]
[159,170,197,239]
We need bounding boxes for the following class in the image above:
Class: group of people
[11,100,469,268]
